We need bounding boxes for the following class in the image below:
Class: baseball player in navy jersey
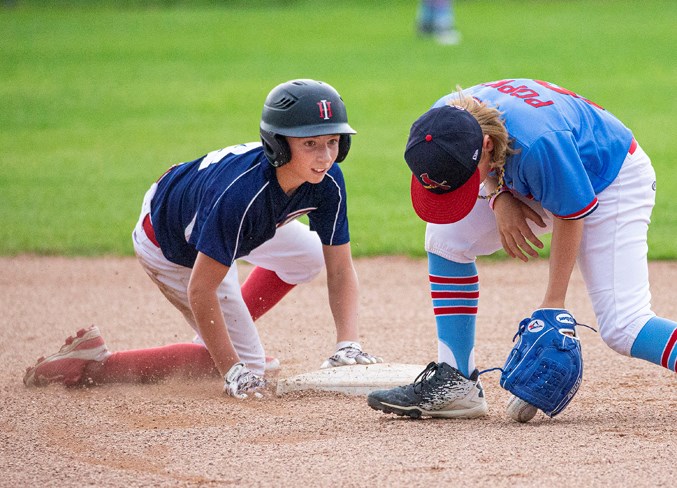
[368,78,676,419]
[24,79,382,399]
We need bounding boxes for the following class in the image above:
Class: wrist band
[489,188,511,210]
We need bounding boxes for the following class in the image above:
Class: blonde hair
[446,85,516,170]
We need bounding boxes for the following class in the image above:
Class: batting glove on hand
[224,362,266,399]
[320,341,383,369]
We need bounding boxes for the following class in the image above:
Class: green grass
[1,0,676,258]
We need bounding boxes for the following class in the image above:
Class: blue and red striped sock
[630,316,677,372]
[428,252,478,378]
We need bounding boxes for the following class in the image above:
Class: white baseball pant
[132,183,324,375]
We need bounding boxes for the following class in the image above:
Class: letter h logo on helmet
[317,100,332,120]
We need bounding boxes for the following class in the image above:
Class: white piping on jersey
[212,162,268,265]
[212,162,263,212]
[231,182,270,265]
[185,161,343,258]
[184,162,263,244]
[185,214,196,242]
[324,172,342,245]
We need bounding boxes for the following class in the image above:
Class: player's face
[277,134,340,194]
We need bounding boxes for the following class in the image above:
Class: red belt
[629,138,638,155]
[142,214,160,247]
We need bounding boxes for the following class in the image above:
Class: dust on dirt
[1,256,675,487]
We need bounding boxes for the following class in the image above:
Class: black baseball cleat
[367,362,488,419]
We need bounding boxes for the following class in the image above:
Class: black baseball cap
[404,105,484,224]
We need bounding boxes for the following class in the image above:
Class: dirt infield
[1,256,675,487]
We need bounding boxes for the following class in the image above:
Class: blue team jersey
[150,143,350,268]
[433,79,634,219]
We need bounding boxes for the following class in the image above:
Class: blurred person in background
[417,0,461,45]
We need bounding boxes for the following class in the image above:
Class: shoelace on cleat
[412,362,441,394]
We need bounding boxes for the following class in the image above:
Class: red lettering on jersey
[534,80,605,110]
[508,86,540,99]
[482,80,514,88]
[482,79,604,110]
[483,80,552,108]
[497,84,519,94]
[534,80,578,97]
[523,98,554,108]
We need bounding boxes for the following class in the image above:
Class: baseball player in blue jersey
[24,79,382,399]
[368,78,676,419]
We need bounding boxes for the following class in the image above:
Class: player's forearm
[322,243,360,342]
[540,217,584,309]
[326,264,360,343]
[187,253,238,376]
[189,291,239,377]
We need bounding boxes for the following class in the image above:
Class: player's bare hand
[223,362,267,399]
[493,192,546,262]
[321,342,383,369]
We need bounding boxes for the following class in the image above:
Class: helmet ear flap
[260,130,292,167]
[335,134,352,163]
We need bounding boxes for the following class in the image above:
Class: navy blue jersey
[434,79,634,219]
[150,143,350,268]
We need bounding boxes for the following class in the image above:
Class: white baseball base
[275,363,425,396]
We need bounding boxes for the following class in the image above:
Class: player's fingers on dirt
[340,356,358,366]
[224,362,266,399]
[320,357,338,369]
[320,355,356,369]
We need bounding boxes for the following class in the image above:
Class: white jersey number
[198,142,262,171]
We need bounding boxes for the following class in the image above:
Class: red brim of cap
[410,169,480,224]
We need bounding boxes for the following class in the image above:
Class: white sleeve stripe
[231,182,270,265]
[184,213,197,242]
[556,198,599,220]
[210,162,262,213]
[325,173,342,245]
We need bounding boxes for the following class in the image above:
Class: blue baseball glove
[500,308,583,418]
